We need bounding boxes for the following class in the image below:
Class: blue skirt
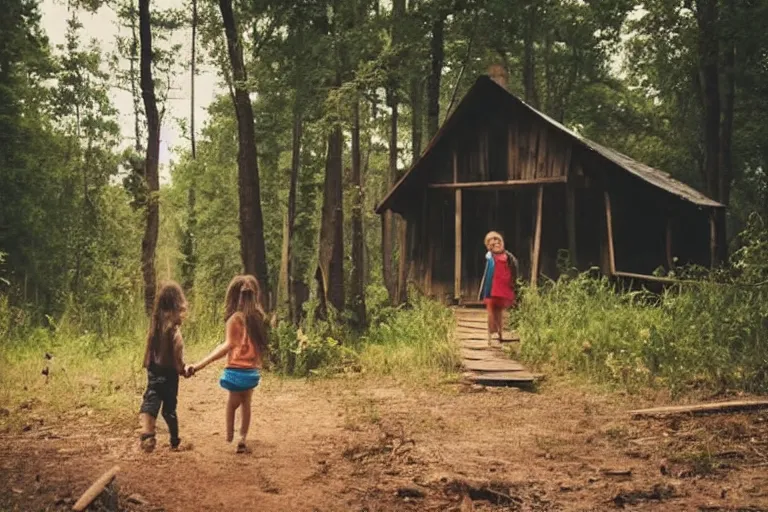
[220,368,261,392]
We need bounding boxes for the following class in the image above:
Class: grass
[511,270,768,396]
[0,299,222,433]
[0,292,460,433]
[358,296,461,380]
[266,292,461,381]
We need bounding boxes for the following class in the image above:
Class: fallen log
[629,400,768,419]
[72,465,120,511]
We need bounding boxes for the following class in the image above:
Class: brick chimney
[488,63,508,90]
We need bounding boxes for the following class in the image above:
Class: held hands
[183,364,196,378]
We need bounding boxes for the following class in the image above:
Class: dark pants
[139,364,180,446]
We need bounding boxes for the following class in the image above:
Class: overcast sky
[40,0,223,171]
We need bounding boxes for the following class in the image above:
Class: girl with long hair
[190,275,267,453]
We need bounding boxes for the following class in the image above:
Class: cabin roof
[375,76,723,213]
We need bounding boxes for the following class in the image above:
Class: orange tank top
[225,314,263,370]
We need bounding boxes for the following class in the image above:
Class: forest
[1,0,768,509]
[2,0,767,384]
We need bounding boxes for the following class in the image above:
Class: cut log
[72,465,120,512]
[629,400,768,419]
[463,360,526,372]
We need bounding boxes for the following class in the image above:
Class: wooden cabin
[375,74,724,304]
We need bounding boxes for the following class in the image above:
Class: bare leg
[226,392,242,443]
[238,390,254,445]
[486,303,495,343]
[496,308,504,341]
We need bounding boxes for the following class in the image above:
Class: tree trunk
[427,13,445,139]
[219,0,270,303]
[717,0,736,262]
[350,96,367,326]
[523,3,539,108]
[280,107,302,322]
[383,88,397,303]
[695,0,723,264]
[139,0,160,315]
[317,117,345,316]
[182,0,197,293]
[382,0,405,304]
[543,30,554,114]
[130,0,142,152]
[410,76,423,162]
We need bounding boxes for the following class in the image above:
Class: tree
[382,0,406,304]
[218,0,270,305]
[317,83,345,316]
[138,0,161,314]
[350,93,366,326]
[180,0,198,293]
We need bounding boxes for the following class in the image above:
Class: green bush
[269,320,358,377]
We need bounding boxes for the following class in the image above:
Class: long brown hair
[224,275,268,355]
[143,281,187,368]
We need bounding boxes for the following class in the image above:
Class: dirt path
[2,372,768,511]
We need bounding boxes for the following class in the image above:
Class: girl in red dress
[478,231,518,344]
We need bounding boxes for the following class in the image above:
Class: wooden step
[463,371,541,385]
[460,349,505,360]
[463,359,526,372]
[455,331,519,342]
[460,340,494,350]
[453,308,541,387]
[457,320,488,328]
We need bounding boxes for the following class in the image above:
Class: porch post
[604,191,616,275]
[453,148,462,301]
[530,185,544,287]
[454,188,462,301]
[709,210,717,268]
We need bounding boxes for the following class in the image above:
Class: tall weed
[513,269,768,395]
[359,296,460,378]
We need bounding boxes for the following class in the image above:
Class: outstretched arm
[193,340,230,373]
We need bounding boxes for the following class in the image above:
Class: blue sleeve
[479,253,494,299]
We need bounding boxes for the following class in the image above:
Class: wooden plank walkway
[453,307,542,387]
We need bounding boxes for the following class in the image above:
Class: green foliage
[269,321,358,378]
[358,295,460,377]
[261,293,459,378]
[513,221,768,395]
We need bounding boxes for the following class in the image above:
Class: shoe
[236,441,247,454]
[170,437,181,450]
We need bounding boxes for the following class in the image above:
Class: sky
[40,0,223,171]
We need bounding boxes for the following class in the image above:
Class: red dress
[485,253,515,310]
